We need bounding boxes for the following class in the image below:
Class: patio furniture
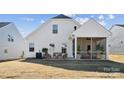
[92,53,97,59]
[53,52,62,59]
[42,53,51,59]
[80,53,91,59]
[53,52,67,59]
[62,53,67,59]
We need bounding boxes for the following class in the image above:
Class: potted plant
[42,48,48,55]
[42,48,48,58]
[100,46,105,59]
[96,43,100,50]
[96,43,101,59]
[77,45,81,54]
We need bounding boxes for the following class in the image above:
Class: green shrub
[42,48,48,54]
[77,45,80,54]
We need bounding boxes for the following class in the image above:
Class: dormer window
[52,24,58,34]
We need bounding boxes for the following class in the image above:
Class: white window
[8,35,14,42]
[8,35,11,42]
[52,24,58,34]
[29,43,34,52]
[11,36,14,42]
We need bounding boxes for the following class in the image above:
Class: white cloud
[64,14,76,17]
[40,20,45,24]
[91,15,94,18]
[75,17,89,24]
[18,27,30,37]
[22,17,34,22]
[20,31,30,37]
[97,14,115,26]
[108,14,115,19]
[98,15,104,20]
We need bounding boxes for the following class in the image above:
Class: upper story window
[11,36,14,42]
[29,43,34,52]
[8,35,11,42]
[52,24,58,34]
[8,35,14,42]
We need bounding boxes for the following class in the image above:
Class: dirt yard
[109,54,124,63]
[0,55,124,79]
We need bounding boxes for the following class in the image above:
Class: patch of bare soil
[0,58,123,79]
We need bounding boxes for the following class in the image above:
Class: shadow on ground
[21,59,124,73]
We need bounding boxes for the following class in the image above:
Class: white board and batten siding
[26,18,80,58]
[0,22,26,61]
[109,25,124,54]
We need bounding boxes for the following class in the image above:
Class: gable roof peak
[52,14,72,19]
[86,18,97,23]
[0,22,11,28]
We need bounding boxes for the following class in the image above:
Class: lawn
[0,55,124,79]
[109,54,124,63]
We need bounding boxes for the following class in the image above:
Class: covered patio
[75,37,106,59]
[72,19,111,60]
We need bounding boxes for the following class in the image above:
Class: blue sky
[0,14,124,37]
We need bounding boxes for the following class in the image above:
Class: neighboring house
[109,25,124,54]
[26,14,111,60]
[0,22,26,61]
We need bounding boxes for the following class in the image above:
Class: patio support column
[91,37,92,59]
[106,38,108,60]
[74,36,77,59]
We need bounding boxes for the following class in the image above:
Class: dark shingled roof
[0,22,11,28]
[116,24,124,27]
[52,14,72,19]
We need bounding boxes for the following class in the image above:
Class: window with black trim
[52,24,58,34]
[8,35,14,42]
[29,43,34,52]
[62,47,66,53]
[11,36,14,42]
[8,35,11,42]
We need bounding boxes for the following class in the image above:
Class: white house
[0,22,26,61]
[109,25,124,54]
[26,14,111,60]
